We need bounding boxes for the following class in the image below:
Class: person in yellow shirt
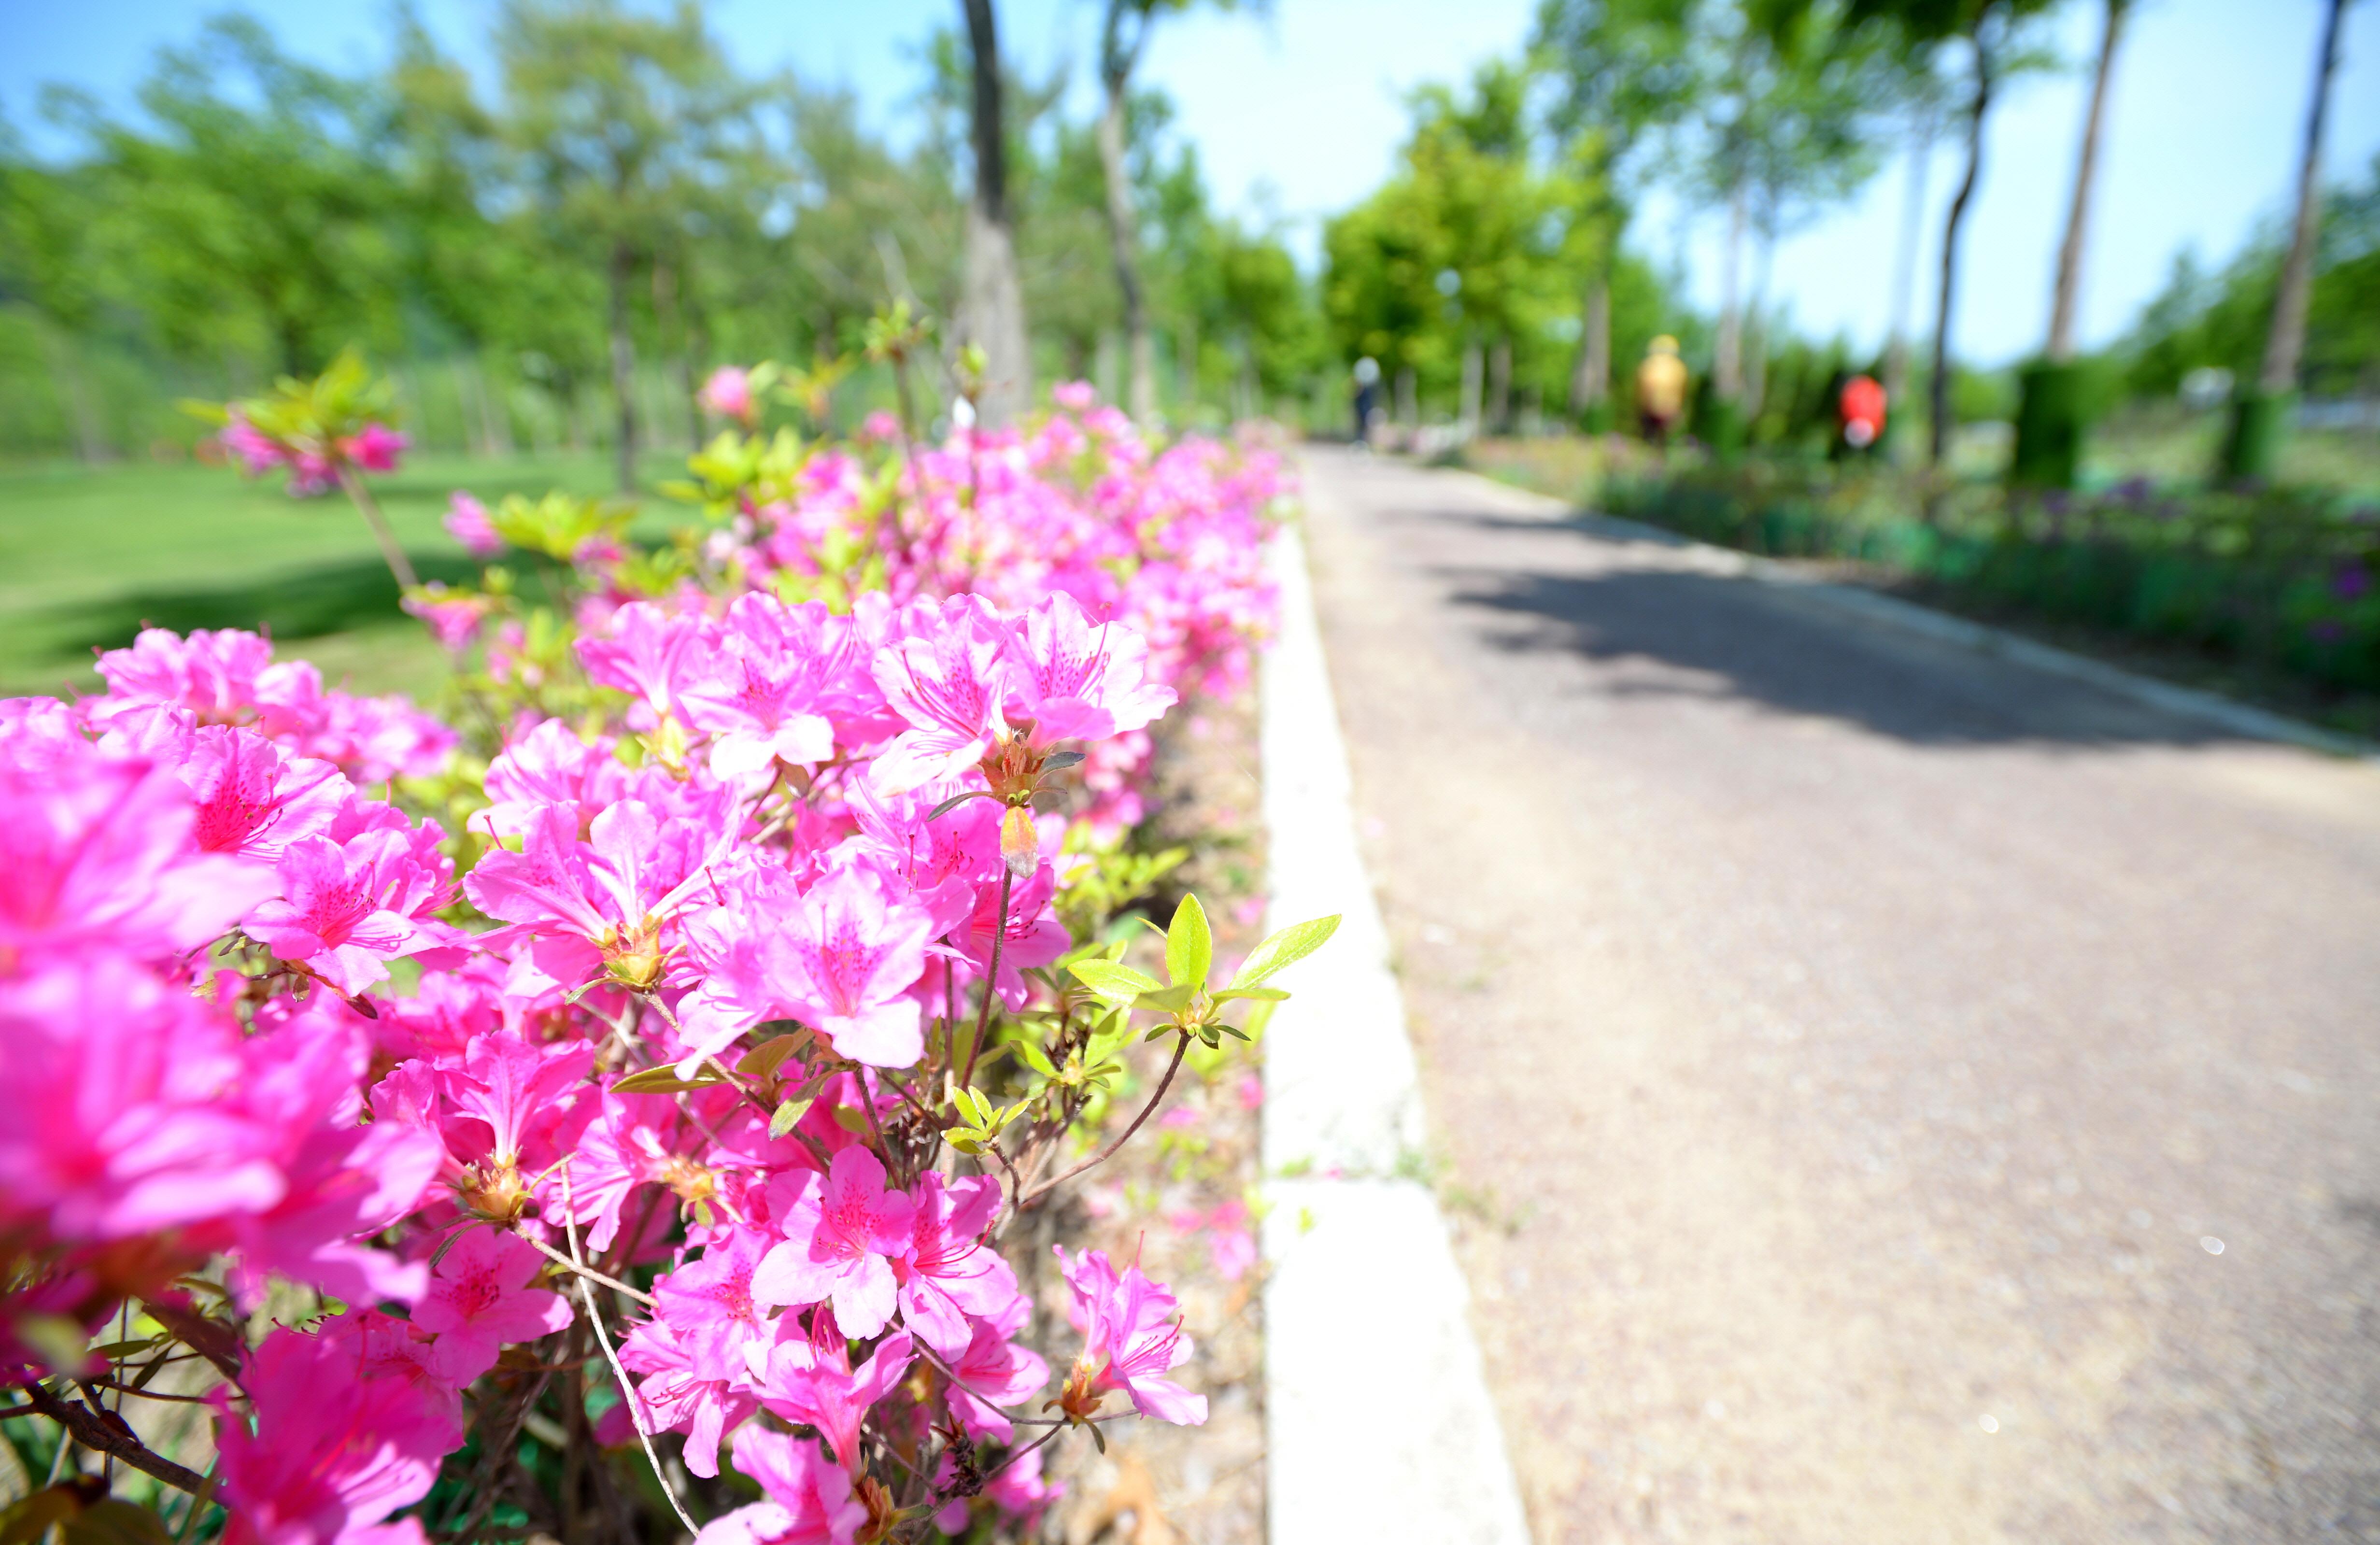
[1635,335,1688,449]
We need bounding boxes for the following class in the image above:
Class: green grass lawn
[0,450,683,702]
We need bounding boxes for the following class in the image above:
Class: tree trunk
[1488,337,1512,434]
[1884,111,1933,448]
[1097,82,1157,424]
[1570,268,1611,414]
[1931,34,1994,469]
[1460,340,1484,434]
[607,239,639,493]
[40,321,109,464]
[1714,175,1748,402]
[2259,0,2347,395]
[2048,0,2128,361]
[1176,313,1198,411]
[1396,366,1417,429]
[652,257,701,451]
[474,355,514,457]
[960,0,1032,426]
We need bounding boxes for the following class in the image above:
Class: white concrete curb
[1449,465,2380,765]
[1259,524,1534,1545]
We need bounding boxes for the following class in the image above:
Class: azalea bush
[1,352,1326,1545]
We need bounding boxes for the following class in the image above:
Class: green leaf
[1164,893,1213,989]
[768,1093,814,1139]
[1229,914,1342,988]
[1135,981,1199,1014]
[613,1067,728,1095]
[1068,959,1162,1002]
[927,790,993,821]
[65,1502,172,1545]
[737,1031,810,1078]
[1213,985,1289,1003]
[1016,1040,1059,1079]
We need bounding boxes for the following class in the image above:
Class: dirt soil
[1018,685,1271,1545]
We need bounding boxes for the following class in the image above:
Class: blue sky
[5,0,2376,366]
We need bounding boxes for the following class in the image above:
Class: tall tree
[1852,0,2057,469]
[1091,1,1263,422]
[958,0,1031,425]
[1532,0,1694,422]
[2045,0,2126,361]
[2013,0,2128,486]
[497,0,745,492]
[2224,0,2354,479]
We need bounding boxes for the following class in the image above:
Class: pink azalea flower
[213,1323,459,1545]
[701,366,757,425]
[746,1325,914,1474]
[220,411,290,478]
[617,1311,760,1478]
[339,423,409,474]
[694,1425,870,1545]
[751,1147,916,1338]
[775,864,935,1068]
[411,1227,574,1383]
[1051,380,1096,411]
[0,958,286,1241]
[951,860,1069,1011]
[893,1172,1018,1360]
[648,1225,774,1382]
[181,726,351,862]
[868,596,1011,794]
[400,584,489,653]
[246,823,456,996]
[940,1293,1049,1443]
[578,602,708,725]
[679,595,845,781]
[469,719,627,840]
[1054,1245,1205,1426]
[443,491,505,557]
[1002,594,1175,746]
[0,749,275,969]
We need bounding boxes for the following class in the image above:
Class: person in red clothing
[1838,373,1887,455]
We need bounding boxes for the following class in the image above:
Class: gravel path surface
[1295,446,2380,1544]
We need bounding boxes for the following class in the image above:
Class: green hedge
[1601,465,2380,694]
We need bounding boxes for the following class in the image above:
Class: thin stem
[338,467,420,590]
[958,865,1015,1092]
[562,1164,700,1538]
[521,1233,655,1307]
[1022,1032,1190,1206]
[19,1380,210,1496]
[977,1424,1064,1488]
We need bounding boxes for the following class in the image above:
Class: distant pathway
[1295,446,2380,1543]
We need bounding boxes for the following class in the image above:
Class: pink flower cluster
[5,383,1292,1545]
[222,411,407,497]
[664,389,1286,833]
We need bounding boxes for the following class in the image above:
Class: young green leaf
[737,1031,809,1079]
[1135,981,1199,1014]
[1068,959,1162,1003]
[613,1067,728,1095]
[1229,913,1342,989]
[1164,893,1213,989]
[1016,1040,1060,1079]
[767,1092,814,1139]
[1213,985,1289,1003]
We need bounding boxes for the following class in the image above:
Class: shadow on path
[1433,547,2239,751]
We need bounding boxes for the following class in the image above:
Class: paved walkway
[1295,447,2380,1544]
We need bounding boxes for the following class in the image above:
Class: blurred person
[1837,371,1887,458]
[1636,336,1687,449]
[1352,356,1382,449]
